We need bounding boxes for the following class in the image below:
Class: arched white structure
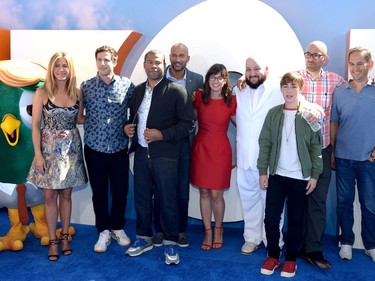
[130,0,305,221]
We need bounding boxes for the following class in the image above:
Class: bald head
[304,41,329,74]
[169,43,190,74]
[307,41,328,56]
[171,43,189,54]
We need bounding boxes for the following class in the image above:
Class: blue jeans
[134,146,179,243]
[154,137,190,234]
[335,157,375,249]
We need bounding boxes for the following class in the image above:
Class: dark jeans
[134,146,179,242]
[303,144,332,253]
[265,175,306,261]
[335,157,375,249]
[154,137,190,233]
[84,145,129,233]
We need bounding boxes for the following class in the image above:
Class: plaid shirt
[297,69,345,148]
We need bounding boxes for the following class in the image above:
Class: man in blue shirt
[331,46,375,263]
[81,45,134,253]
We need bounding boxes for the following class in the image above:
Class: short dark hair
[280,72,304,89]
[144,49,166,65]
[348,46,372,63]
[95,45,118,62]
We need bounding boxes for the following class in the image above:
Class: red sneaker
[280,261,297,278]
[260,257,280,275]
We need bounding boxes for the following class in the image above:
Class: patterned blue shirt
[81,74,134,153]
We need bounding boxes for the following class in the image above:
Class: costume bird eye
[19,89,34,129]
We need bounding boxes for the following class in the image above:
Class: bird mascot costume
[0,60,73,251]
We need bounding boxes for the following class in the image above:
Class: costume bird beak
[1,114,21,146]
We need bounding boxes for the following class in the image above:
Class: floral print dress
[27,99,87,189]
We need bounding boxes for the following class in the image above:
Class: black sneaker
[152,232,165,247]
[177,232,189,247]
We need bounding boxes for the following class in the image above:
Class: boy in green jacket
[257,72,323,278]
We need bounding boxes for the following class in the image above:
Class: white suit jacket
[233,79,284,171]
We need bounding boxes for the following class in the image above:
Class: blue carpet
[0,208,374,281]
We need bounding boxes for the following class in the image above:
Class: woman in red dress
[191,64,236,250]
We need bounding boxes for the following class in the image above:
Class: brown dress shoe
[306,251,332,269]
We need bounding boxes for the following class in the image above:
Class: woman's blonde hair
[43,51,78,101]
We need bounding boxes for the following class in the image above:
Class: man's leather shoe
[304,251,332,269]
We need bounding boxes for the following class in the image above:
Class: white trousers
[237,168,284,247]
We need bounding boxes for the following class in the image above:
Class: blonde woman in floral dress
[28,52,87,261]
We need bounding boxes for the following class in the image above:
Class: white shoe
[365,249,375,262]
[94,230,111,252]
[339,245,352,260]
[241,241,259,255]
[112,229,131,246]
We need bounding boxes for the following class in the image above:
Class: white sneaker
[241,241,259,255]
[94,230,111,252]
[365,249,375,262]
[112,229,131,246]
[339,245,352,260]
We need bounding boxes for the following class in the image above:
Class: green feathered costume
[0,60,50,251]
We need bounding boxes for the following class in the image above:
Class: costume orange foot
[0,236,24,251]
[29,204,49,246]
[0,208,29,251]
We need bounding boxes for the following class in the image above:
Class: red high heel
[213,227,223,249]
[201,228,212,251]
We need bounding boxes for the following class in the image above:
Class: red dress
[190,90,237,190]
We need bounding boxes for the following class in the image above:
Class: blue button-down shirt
[166,65,186,88]
[331,81,375,161]
[81,74,134,153]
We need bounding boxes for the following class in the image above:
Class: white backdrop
[8,0,306,224]
[129,0,304,221]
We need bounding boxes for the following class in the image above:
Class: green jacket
[257,104,323,179]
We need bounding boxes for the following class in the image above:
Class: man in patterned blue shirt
[80,45,135,253]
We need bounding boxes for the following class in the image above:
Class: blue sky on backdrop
[2,0,375,79]
[0,0,203,38]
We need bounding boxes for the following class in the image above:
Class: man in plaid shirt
[297,41,345,269]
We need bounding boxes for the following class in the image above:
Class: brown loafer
[305,251,332,269]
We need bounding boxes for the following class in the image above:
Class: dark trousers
[134,146,179,242]
[303,144,332,253]
[265,175,306,261]
[154,137,190,233]
[84,145,129,233]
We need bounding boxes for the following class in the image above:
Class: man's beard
[246,76,266,89]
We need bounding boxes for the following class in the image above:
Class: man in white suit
[233,56,285,254]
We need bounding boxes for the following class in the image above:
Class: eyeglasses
[209,76,225,82]
[304,52,324,60]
